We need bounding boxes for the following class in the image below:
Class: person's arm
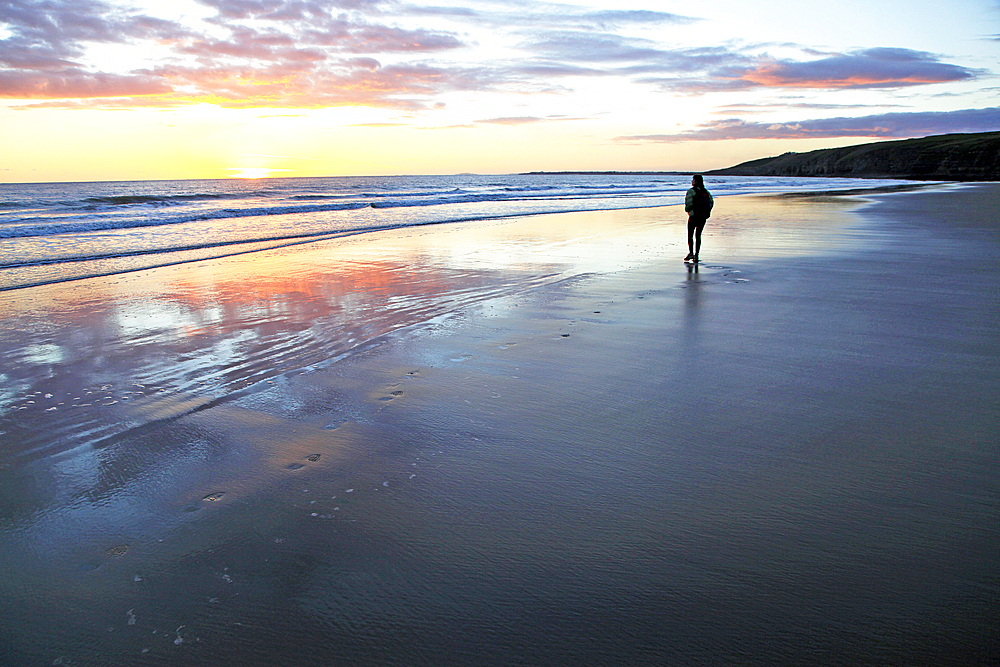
[685,188,694,213]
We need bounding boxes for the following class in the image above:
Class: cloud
[408,2,698,31]
[475,116,544,125]
[0,0,191,70]
[636,47,977,93]
[713,102,911,115]
[129,59,494,109]
[518,32,741,74]
[742,48,975,89]
[403,5,478,19]
[0,69,173,98]
[616,107,1000,142]
[0,0,984,112]
[516,31,975,93]
[302,22,464,53]
[177,26,325,63]
[0,0,476,107]
[579,9,698,29]
[524,32,678,65]
[196,0,383,21]
[473,115,589,125]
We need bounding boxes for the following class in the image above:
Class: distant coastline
[707,131,1000,181]
[524,131,1000,182]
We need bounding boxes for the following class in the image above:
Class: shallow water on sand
[1,191,997,666]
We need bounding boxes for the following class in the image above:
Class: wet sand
[1,185,998,666]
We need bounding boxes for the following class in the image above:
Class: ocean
[0,173,908,292]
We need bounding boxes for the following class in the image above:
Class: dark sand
[1,185,997,666]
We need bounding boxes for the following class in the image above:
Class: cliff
[707,131,1000,181]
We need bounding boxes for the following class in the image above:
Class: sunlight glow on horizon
[228,167,292,179]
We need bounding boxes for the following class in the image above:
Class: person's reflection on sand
[682,260,702,350]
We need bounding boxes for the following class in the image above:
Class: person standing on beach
[684,174,713,262]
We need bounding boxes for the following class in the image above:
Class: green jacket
[685,186,714,218]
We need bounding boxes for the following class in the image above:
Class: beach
[1,184,997,666]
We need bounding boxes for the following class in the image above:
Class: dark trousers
[687,215,707,254]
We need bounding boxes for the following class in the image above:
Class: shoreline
[0,175,923,293]
[767,180,949,198]
[1,184,997,665]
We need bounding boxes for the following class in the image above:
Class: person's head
[692,174,704,188]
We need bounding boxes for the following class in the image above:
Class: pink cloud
[0,0,468,109]
[742,48,974,89]
[301,22,463,53]
[0,70,173,98]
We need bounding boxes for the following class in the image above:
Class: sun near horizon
[228,167,293,180]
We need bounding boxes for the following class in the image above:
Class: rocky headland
[708,131,1000,181]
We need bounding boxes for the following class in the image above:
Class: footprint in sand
[107,545,129,557]
[202,492,225,502]
[306,454,321,462]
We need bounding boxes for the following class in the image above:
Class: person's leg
[693,219,706,259]
[686,217,697,259]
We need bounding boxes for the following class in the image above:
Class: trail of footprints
[99,445,439,658]
[88,302,622,659]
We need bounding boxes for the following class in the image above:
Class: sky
[1,0,998,182]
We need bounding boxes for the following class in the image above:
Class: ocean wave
[0,228,356,270]
[1,187,670,238]
[0,191,249,213]
[79,192,239,207]
[0,201,373,239]
[289,193,358,201]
